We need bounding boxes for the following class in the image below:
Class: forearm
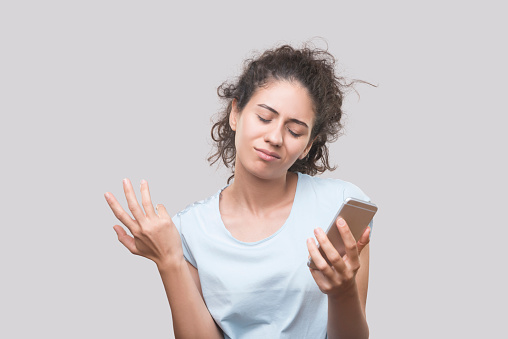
[158,260,222,339]
[327,285,369,339]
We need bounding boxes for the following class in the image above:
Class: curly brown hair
[208,43,367,182]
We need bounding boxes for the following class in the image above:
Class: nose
[264,123,283,147]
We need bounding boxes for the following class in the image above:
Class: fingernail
[141,179,146,185]
[314,228,323,235]
[123,178,128,184]
[338,218,346,226]
[104,192,110,200]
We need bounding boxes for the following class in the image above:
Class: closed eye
[288,128,302,138]
[258,115,302,138]
[257,115,270,123]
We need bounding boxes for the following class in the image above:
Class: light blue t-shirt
[172,172,371,339]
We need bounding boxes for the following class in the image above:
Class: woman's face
[230,80,315,180]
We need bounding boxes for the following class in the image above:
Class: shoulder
[298,172,371,203]
[171,188,223,229]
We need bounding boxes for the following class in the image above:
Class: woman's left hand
[307,217,370,299]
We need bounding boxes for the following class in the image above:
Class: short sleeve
[172,212,198,268]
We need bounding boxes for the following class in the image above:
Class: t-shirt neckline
[216,172,302,246]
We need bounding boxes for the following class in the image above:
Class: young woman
[105,44,374,339]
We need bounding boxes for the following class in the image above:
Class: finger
[307,238,335,277]
[113,225,138,254]
[357,226,371,254]
[336,218,360,264]
[123,178,146,221]
[313,227,347,273]
[155,204,171,220]
[140,179,156,218]
[104,192,139,233]
[309,266,331,291]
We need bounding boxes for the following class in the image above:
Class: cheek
[287,141,309,159]
[239,117,262,141]
[234,119,255,151]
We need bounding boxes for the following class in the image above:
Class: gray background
[1,1,506,338]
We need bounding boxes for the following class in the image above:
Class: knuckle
[315,262,329,271]
[320,287,329,294]
[357,240,367,248]
[345,242,357,252]
[140,224,157,237]
[331,280,343,290]
[138,227,149,236]
[111,207,123,218]
[112,211,123,221]
[327,253,341,265]
[142,228,153,237]
[117,210,129,221]
[322,284,333,294]
[343,269,355,280]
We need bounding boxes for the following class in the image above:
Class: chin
[247,163,290,181]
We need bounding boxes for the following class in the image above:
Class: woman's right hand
[104,178,184,269]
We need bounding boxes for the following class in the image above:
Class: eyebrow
[257,104,309,128]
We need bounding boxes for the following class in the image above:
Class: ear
[299,134,318,160]
[299,140,314,160]
[229,99,239,132]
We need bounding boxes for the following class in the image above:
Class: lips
[254,147,281,160]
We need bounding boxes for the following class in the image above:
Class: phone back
[309,198,377,269]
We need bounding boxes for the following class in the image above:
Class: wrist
[328,282,360,304]
[156,256,187,273]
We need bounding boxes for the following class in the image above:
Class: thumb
[113,225,138,254]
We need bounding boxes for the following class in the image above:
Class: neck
[226,165,297,216]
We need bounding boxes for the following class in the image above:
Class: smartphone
[307,197,378,269]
